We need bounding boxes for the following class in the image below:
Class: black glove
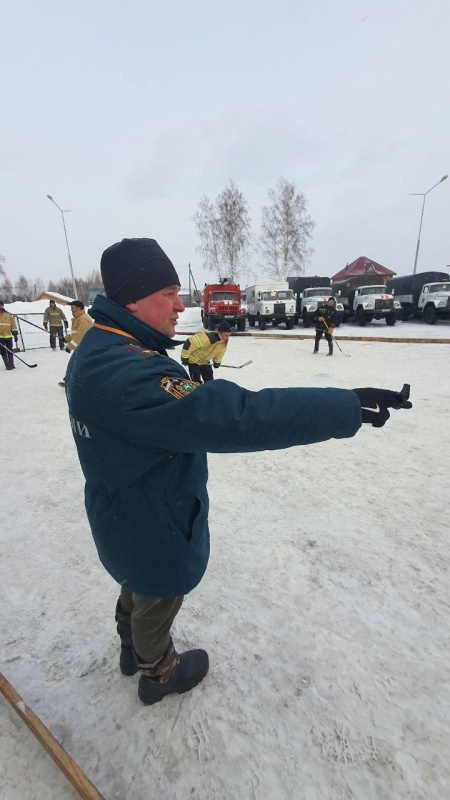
[12,332,18,341]
[64,321,69,330]
[213,363,220,369]
[65,347,71,353]
[352,386,412,428]
[43,322,48,330]
[181,358,189,366]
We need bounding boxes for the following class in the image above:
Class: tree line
[0,254,103,304]
[0,177,314,301]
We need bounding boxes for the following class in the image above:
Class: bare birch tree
[194,196,222,277]
[259,179,315,280]
[216,181,251,282]
[194,181,251,283]
[14,275,34,301]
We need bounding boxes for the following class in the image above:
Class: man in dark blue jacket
[65,238,412,706]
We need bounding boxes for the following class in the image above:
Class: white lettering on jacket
[70,416,91,438]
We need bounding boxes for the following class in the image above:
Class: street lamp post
[46,195,78,299]
[409,175,447,275]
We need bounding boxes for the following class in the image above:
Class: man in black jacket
[313,297,337,356]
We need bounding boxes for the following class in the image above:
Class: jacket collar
[89,294,182,350]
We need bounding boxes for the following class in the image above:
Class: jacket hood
[89,293,183,350]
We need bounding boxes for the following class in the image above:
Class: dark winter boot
[137,639,209,705]
[313,346,319,354]
[115,598,138,676]
[327,342,333,356]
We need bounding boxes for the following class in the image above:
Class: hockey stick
[0,341,37,368]
[221,360,253,369]
[331,337,351,357]
[18,316,68,336]
[0,671,106,800]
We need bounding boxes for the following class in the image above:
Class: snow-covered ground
[1,314,449,800]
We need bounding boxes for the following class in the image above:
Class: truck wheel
[285,318,294,330]
[385,314,396,326]
[258,316,267,330]
[302,314,312,328]
[424,305,438,325]
[401,308,410,322]
[237,317,246,332]
[248,314,256,328]
[356,307,366,327]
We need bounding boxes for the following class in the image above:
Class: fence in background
[16,314,53,351]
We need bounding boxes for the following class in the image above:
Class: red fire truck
[201,280,246,331]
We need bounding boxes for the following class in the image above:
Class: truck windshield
[304,288,331,297]
[210,292,239,301]
[428,283,450,293]
[261,290,293,300]
[360,287,386,295]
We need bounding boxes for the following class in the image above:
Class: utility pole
[409,175,447,275]
[46,195,79,299]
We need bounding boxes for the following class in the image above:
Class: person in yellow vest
[43,299,69,350]
[0,300,19,370]
[58,300,94,387]
[181,321,231,383]
[64,300,94,352]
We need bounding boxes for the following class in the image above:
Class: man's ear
[125,302,138,313]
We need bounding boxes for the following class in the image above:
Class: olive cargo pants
[120,587,184,662]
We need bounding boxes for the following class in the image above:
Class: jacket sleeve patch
[161,376,200,398]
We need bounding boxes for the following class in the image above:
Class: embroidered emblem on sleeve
[161,376,200,398]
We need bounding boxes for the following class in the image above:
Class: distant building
[179,289,201,307]
[34,291,74,305]
[332,256,396,285]
[88,287,103,304]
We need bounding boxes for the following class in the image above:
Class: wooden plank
[0,672,105,800]
[176,330,450,344]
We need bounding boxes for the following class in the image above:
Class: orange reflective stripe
[93,323,140,342]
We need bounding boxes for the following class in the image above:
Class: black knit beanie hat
[101,238,180,306]
[217,320,231,333]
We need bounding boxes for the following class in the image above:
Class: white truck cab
[298,287,344,328]
[417,282,450,324]
[245,282,296,330]
[349,285,399,326]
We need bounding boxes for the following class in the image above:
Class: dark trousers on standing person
[118,587,184,678]
[49,325,65,350]
[314,329,333,355]
[0,338,15,370]
[188,363,214,383]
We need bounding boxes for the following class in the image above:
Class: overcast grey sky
[1,0,449,290]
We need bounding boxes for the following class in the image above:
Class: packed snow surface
[1,307,449,800]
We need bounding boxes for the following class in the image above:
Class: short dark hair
[70,300,84,310]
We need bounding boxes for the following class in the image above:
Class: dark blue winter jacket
[65,294,361,597]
